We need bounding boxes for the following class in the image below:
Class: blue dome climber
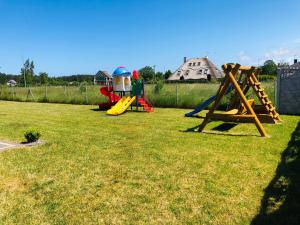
[112,66,131,77]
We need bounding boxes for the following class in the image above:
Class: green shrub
[24,129,41,143]
[154,80,164,94]
[79,82,87,93]
[257,74,277,81]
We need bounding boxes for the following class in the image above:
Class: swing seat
[223,109,239,115]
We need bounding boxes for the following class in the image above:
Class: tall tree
[138,66,155,81]
[261,60,277,75]
[39,72,49,85]
[155,72,164,80]
[20,59,35,86]
[164,70,172,80]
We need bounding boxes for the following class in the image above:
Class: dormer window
[204,69,208,74]
[188,63,192,66]
[193,62,196,66]
[198,69,202,74]
[198,62,201,66]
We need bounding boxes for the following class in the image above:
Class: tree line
[0,59,173,86]
[0,58,287,87]
[0,59,95,86]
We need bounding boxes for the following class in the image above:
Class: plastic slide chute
[185,84,234,117]
[107,96,136,115]
[100,86,120,103]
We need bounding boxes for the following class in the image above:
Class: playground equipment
[107,96,136,115]
[196,63,281,137]
[185,84,234,117]
[99,86,120,109]
[96,71,117,109]
[99,66,153,116]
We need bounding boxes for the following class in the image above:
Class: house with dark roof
[168,57,224,81]
[94,70,112,84]
[291,59,300,68]
[7,80,17,87]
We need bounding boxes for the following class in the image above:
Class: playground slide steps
[138,98,154,112]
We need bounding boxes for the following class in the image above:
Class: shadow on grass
[211,122,238,131]
[182,123,258,137]
[182,125,199,133]
[185,115,206,119]
[251,121,300,225]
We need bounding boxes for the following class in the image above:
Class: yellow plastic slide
[106,96,136,115]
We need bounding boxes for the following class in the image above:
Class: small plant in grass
[24,129,41,143]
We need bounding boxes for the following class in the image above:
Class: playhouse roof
[112,66,131,77]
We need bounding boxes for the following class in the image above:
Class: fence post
[26,87,35,101]
[45,85,48,101]
[176,83,179,107]
[276,70,281,112]
[64,85,67,101]
[85,84,88,104]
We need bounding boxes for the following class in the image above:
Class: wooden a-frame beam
[198,64,268,137]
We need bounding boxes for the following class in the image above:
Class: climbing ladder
[247,71,281,122]
[138,98,154,112]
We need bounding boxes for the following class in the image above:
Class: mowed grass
[0,101,299,225]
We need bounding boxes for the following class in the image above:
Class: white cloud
[261,46,300,65]
[264,48,291,59]
[238,51,251,61]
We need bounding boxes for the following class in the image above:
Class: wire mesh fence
[0,81,276,109]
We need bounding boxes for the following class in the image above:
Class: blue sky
[0,0,300,75]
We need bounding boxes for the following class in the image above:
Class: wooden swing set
[198,63,281,137]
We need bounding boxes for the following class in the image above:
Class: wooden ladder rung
[254,82,261,86]
[272,112,280,118]
[268,106,275,111]
[261,94,268,98]
[264,100,272,105]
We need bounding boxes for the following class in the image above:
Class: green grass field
[0,81,276,109]
[0,101,299,225]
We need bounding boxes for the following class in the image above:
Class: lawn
[0,101,299,225]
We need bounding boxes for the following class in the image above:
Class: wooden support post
[227,68,267,137]
[198,64,240,132]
